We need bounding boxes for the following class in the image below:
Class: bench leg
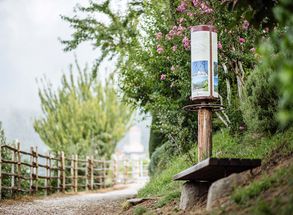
[180,181,211,210]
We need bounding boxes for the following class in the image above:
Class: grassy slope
[137,128,293,212]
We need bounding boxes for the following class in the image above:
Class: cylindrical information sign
[191,25,218,100]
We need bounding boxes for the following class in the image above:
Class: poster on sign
[191,25,218,99]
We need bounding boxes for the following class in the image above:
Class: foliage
[140,128,293,199]
[241,66,279,133]
[34,61,132,158]
[232,163,293,210]
[148,115,166,157]
[62,0,269,156]
[0,122,6,145]
[138,155,190,198]
[262,0,293,126]
[133,206,148,215]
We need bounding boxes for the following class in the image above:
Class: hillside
[122,128,293,215]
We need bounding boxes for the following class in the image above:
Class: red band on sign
[191,25,217,33]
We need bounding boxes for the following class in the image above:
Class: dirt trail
[0,183,145,215]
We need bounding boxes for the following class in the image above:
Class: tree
[34,61,132,158]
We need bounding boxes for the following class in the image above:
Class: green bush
[148,142,171,176]
[241,66,279,133]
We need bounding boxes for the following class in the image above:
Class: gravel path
[0,183,145,215]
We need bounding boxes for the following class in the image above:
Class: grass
[138,127,293,212]
[212,127,293,160]
[230,163,293,215]
[138,155,189,198]
[232,166,289,204]
[133,206,148,215]
[155,190,181,208]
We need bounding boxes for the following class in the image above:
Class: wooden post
[90,156,93,190]
[60,151,65,192]
[17,142,21,194]
[48,152,52,194]
[197,108,213,162]
[85,156,89,191]
[44,153,49,196]
[35,146,39,193]
[103,160,106,188]
[11,144,16,195]
[74,155,78,192]
[29,147,34,194]
[57,151,60,192]
[71,155,74,192]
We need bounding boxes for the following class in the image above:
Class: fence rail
[0,143,149,199]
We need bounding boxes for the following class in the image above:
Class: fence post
[48,152,52,195]
[17,142,21,194]
[60,151,65,193]
[57,151,60,192]
[85,156,89,191]
[90,156,94,190]
[44,152,49,196]
[71,155,74,192]
[35,146,38,193]
[29,147,34,195]
[103,160,106,189]
[11,143,16,195]
[74,155,78,192]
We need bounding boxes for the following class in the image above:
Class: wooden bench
[174,158,261,182]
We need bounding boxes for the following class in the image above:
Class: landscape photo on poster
[192,60,209,96]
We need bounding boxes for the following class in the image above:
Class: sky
[0,0,151,152]
[0,0,98,111]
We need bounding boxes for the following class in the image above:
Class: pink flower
[171,65,176,71]
[157,45,164,54]
[192,0,200,7]
[156,32,163,40]
[194,2,213,13]
[218,42,222,49]
[160,74,166,80]
[182,36,190,50]
[239,37,246,44]
[242,20,250,30]
[187,12,193,17]
[178,17,185,24]
[176,1,187,13]
[176,25,185,36]
[250,47,256,52]
[172,45,177,52]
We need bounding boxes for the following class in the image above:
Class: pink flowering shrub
[120,0,268,150]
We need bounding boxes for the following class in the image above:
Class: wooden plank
[173,158,261,182]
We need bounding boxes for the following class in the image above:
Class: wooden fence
[0,143,149,199]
